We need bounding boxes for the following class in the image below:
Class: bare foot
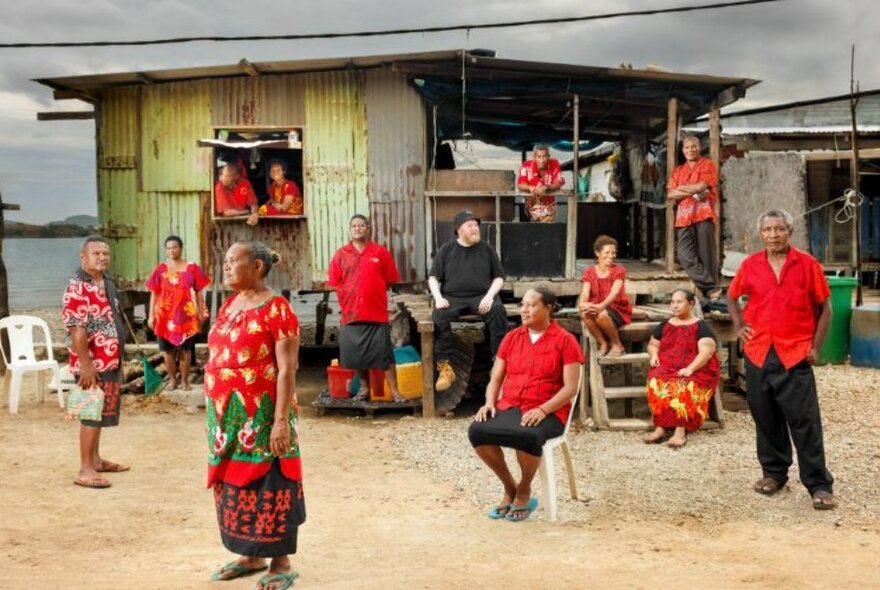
[644,427,666,444]
[812,490,837,510]
[256,556,297,590]
[352,387,370,402]
[597,342,610,356]
[667,428,687,448]
[391,389,405,403]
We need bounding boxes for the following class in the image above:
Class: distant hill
[4,220,92,238]
[48,215,98,227]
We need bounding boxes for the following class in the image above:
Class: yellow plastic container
[395,362,423,400]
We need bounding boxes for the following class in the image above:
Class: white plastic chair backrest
[560,368,583,438]
[0,315,55,366]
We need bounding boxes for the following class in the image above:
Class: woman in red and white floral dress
[205,241,304,590]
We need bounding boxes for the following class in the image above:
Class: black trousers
[745,346,834,494]
[432,295,508,363]
[676,219,718,293]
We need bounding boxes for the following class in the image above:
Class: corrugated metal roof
[683,125,880,135]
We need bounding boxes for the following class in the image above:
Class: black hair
[238,240,281,278]
[532,286,561,315]
[268,159,288,174]
[164,235,183,248]
[593,234,618,254]
[671,288,696,304]
[350,213,369,226]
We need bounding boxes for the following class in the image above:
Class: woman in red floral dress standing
[206,241,304,590]
[645,289,720,448]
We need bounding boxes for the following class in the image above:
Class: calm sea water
[3,237,82,309]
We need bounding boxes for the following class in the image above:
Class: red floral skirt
[646,377,715,431]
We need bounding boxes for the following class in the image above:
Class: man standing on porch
[666,135,722,301]
[328,214,404,402]
[517,145,565,223]
[428,210,508,392]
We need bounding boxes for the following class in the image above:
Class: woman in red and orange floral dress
[146,236,209,390]
[258,159,303,217]
[645,288,720,448]
[206,241,304,590]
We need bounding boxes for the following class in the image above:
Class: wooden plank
[709,104,722,275]
[579,335,590,427]
[604,385,646,400]
[420,324,435,418]
[598,352,650,365]
[587,335,609,428]
[566,94,579,279]
[37,111,95,121]
[665,97,678,272]
[604,417,653,431]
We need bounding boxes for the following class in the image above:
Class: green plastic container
[818,276,859,365]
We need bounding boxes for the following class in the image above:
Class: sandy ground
[1,363,878,590]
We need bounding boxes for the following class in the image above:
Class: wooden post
[709,103,722,277]
[665,98,679,272]
[849,45,864,306]
[566,94,580,278]
[0,191,21,375]
[419,322,435,418]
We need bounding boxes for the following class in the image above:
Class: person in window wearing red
[645,289,720,448]
[327,214,404,402]
[214,163,259,226]
[728,209,836,510]
[666,135,722,301]
[578,235,632,356]
[62,236,129,489]
[517,145,565,223]
[259,159,303,217]
[469,287,584,522]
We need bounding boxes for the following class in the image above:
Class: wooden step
[598,352,650,365]
[600,417,722,431]
[617,321,660,342]
[604,385,646,400]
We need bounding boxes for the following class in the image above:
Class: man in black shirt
[428,210,508,391]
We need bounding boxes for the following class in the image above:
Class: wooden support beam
[239,58,261,77]
[52,89,95,102]
[135,73,155,85]
[709,103,722,275]
[419,323,436,418]
[566,94,579,279]
[37,111,95,121]
[665,97,678,272]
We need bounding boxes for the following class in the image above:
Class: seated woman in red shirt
[645,288,720,448]
[469,287,584,522]
[579,235,632,356]
[259,159,303,217]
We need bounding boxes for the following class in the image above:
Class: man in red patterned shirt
[327,214,404,402]
[62,236,128,489]
[517,145,565,222]
[214,164,259,226]
[728,209,836,510]
[667,135,721,300]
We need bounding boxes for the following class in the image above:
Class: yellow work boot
[435,361,456,392]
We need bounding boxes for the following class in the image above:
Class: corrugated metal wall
[141,81,213,192]
[211,76,305,126]
[364,69,426,282]
[304,71,369,281]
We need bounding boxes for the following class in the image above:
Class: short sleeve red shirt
[261,180,303,216]
[667,158,718,227]
[214,178,257,214]
[581,264,632,324]
[728,247,831,369]
[495,321,585,424]
[517,159,566,222]
[327,241,400,325]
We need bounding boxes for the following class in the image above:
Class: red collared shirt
[62,270,123,374]
[214,178,257,214]
[667,158,718,228]
[517,158,566,222]
[495,321,584,424]
[327,241,400,325]
[728,247,830,369]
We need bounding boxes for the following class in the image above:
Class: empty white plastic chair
[0,315,62,414]
[537,372,582,521]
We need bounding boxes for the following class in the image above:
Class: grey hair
[757,209,794,233]
[80,235,109,252]
[681,134,701,147]
[533,144,550,155]
[238,240,281,277]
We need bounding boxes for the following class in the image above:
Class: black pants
[677,219,717,293]
[433,295,508,363]
[745,346,834,494]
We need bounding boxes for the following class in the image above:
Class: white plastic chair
[0,315,62,414]
[537,371,583,521]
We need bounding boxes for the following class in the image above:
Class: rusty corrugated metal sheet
[210,75,306,127]
[98,87,138,165]
[141,81,213,192]
[97,169,139,282]
[364,69,426,283]
[303,71,369,283]
[136,192,208,281]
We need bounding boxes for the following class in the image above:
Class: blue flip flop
[505,497,539,522]
[487,504,511,519]
[254,571,299,590]
[210,561,268,581]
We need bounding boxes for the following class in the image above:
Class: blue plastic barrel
[850,304,880,368]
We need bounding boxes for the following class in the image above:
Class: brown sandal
[753,477,783,495]
[812,490,837,510]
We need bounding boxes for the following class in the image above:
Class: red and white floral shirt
[62,269,125,374]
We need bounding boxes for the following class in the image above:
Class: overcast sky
[0,0,876,224]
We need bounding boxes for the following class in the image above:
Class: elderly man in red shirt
[517,145,565,223]
[469,287,583,522]
[214,164,259,226]
[667,135,721,301]
[327,214,404,402]
[728,209,836,510]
